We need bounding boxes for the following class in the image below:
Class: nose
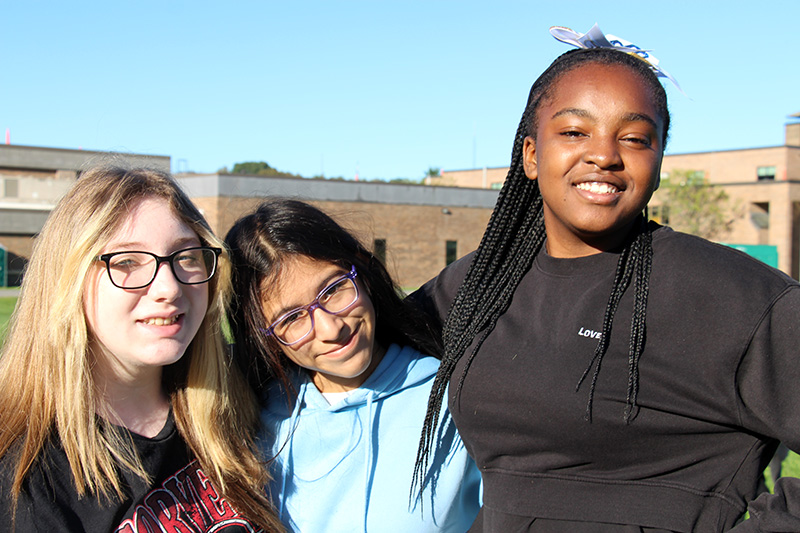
[148,261,182,300]
[583,134,622,170]
[311,307,347,341]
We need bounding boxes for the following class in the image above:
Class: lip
[137,312,184,330]
[318,323,361,360]
[572,175,625,204]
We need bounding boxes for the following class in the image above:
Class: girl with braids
[225,199,480,533]
[413,42,800,532]
[0,165,282,532]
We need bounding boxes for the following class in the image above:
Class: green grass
[0,297,17,345]
[765,450,800,492]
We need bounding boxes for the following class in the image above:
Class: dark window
[373,239,386,264]
[446,240,458,265]
[757,166,776,181]
[650,205,670,225]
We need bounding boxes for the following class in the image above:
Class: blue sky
[3,1,798,180]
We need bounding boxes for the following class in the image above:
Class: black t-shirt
[1,414,262,532]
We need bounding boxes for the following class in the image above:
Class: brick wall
[195,196,491,289]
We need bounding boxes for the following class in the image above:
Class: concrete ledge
[177,173,500,208]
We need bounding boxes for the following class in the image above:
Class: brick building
[176,173,496,288]
[430,120,800,278]
[0,145,170,285]
[0,145,497,288]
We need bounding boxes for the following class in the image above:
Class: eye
[109,253,146,271]
[621,135,652,147]
[174,250,202,266]
[560,129,586,138]
[278,309,306,328]
[320,278,348,301]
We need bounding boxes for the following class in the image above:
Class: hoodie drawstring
[362,391,375,532]
[279,384,307,523]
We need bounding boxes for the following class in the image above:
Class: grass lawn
[0,292,796,494]
[766,449,800,492]
[0,297,17,345]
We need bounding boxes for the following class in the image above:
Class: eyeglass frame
[265,265,360,346]
[95,246,222,290]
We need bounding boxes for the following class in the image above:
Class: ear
[653,162,663,191]
[522,136,538,180]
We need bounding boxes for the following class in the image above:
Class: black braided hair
[413,47,670,494]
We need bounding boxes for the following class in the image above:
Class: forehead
[538,62,662,129]
[106,197,198,247]
[261,257,344,312]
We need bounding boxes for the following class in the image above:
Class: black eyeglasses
[266,265,360,346]
[96,247,221,289]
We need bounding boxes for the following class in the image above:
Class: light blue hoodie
[261,344,482,533]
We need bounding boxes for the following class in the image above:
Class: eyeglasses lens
[274,277,358,344]
[107,248,216,289]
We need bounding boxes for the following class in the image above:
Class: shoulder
[409,251,475,323]
[651,225,797,294]
[429,251,475,294]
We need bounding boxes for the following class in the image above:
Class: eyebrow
[107,236,202,251]
[551,108,658,130]
[267,269,349,321]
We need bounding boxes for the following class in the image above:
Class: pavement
[0,288,20,297]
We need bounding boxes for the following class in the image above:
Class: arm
[731,286,800,531]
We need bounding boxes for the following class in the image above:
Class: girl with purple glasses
[225,198,481,532]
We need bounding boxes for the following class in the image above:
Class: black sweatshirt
[0,414,261,532]
[416,224,800,532]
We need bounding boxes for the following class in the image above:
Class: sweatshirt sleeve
[732,285,800,531]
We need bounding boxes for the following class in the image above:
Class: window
[490,182,503,190]
[446,240,458,265]
[650,205,670,225]
[373,239,386,264]
[757,166,776,181]
[3,179,18,198]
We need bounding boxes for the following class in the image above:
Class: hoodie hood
[267,343,437,416]
[261,344,481,532]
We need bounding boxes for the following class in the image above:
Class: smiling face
[523,62,665,258]
[262,256,379,393]
[84,197,209,386]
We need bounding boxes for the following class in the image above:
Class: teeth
[576,182,619,194]
[143,316,179,326]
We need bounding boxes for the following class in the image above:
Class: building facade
[0,146,497,288]
[0,145,170,285]
[177,173,496,288]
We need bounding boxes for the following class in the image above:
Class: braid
[413,109,544,495]
[576,218,653,422]
[576,238,634,421]
[413,47,668,495]
[624,222,653,422]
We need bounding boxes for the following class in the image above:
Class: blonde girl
[0,165,282,532]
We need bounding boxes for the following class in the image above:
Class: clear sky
[3,1,798,180]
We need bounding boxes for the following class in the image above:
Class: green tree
[231,161,276,175]
[653,169,742,240]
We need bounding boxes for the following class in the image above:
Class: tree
[652,169,742,241]
[425,167,441,178]
[231,161,276,176]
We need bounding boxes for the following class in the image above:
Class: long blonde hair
[0,165,281,530]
